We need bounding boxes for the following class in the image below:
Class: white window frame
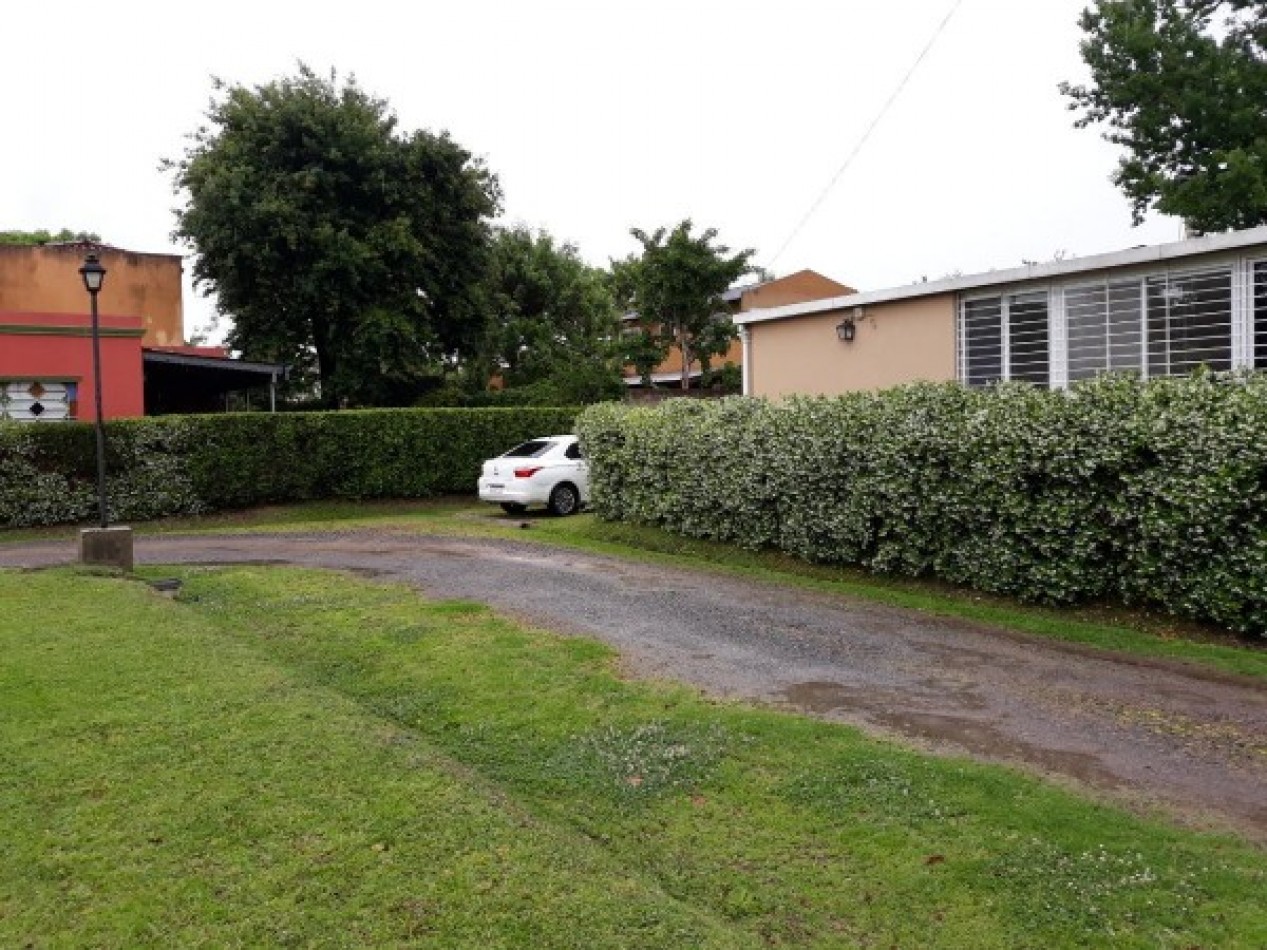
[1049,285,1068,390]
[957,255,1260,389]
[1144,261,1241,379]
[957,287,1052,386]
[1246,257,1267,370]
[0,378,79,422]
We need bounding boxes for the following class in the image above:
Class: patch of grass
[0,569,743,948]
[4,566,1263,948]
[0,498,471,544]
[549,721,733,803]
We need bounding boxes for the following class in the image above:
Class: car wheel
[500,502,528,515]
[547,483,580,517]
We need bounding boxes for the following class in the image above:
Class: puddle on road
[783,681,857,713]
[781,681,1120,787]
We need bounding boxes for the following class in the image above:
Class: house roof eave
[734,225,1267,327]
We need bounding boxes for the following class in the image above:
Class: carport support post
[270,371,277,412]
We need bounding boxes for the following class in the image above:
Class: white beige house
[735,227,1267,397]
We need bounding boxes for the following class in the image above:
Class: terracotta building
[0,243,183,421]
[0,242,281,421]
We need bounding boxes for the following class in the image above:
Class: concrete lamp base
[79,526,135,572]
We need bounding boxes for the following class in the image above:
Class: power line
[768,0,966,268]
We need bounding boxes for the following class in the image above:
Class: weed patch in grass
[550,721,733,804]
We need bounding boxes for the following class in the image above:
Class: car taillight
[514,466,543,478]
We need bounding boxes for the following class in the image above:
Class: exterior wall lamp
[836,316,856,343]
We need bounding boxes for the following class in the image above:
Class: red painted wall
[0,311,145,420]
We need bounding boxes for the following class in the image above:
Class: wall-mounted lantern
[835,316,856,343]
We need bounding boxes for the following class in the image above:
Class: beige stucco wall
[0,244,184,346]
[747,293,957,397]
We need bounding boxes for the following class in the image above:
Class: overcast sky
[5,0,1182,343]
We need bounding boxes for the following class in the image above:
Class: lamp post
[79,253,109,528]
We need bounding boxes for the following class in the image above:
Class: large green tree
[478,226,624,399]
[167,66,501,406]
[1061,0,1267,232]
[614,221,754,390]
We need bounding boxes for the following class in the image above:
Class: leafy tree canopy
[167,65,501,406]
[0,229,101,245]
[478,225,623,396]
[1061,0,1267,232]
[613,220,754,389]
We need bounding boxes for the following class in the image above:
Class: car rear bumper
[478,477,547,506]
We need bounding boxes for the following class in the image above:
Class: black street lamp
[79,253,109,529]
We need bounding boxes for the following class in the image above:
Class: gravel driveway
[4,530,1265,841]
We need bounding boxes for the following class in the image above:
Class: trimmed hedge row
[576,375,1267,636]
[0,408,579,528]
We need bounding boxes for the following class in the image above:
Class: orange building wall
[0,244,184,346]
[651,332,746,381]
[747,293,957,398]
[737,270,852,311]
[0,312,145,420]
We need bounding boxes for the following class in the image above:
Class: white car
[477,434,589,516]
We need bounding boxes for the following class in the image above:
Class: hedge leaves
[0,408,577,528]
[577,375,1267,636]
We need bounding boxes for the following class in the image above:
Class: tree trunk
[313,318,339,408]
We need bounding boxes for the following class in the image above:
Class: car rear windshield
[502,440,554,458]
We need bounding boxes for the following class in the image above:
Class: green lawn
[1,566,1264,948]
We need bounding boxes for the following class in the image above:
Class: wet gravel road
[5,530,1266,840]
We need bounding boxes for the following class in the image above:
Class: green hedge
[576,375,1267,636]
[0,408,579,528]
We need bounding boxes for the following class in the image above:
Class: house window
[1008,292,1050,386]
[1064,266,1233,382]
[959,292,1049,386]
[961,297,1002,386]
[1065,279,1145,381]
[0,380,77,422]
[961,264,1243,389]
[1145,266,1233,376]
